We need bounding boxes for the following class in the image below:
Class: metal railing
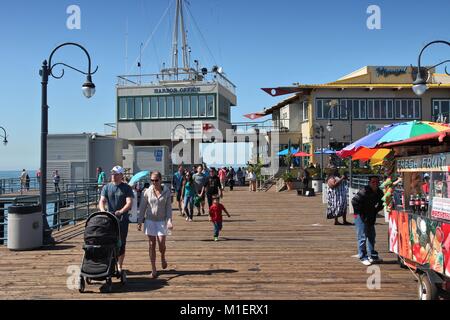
[0,177,40,195]
[0,178,97,196]
[232,118,291,133]
[0,184,101,244]
[116,70,237,96]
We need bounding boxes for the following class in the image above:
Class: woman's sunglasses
[151,179,160,182]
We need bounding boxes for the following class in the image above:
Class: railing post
[57,190,61,231]
[86,187,90,218]
[73,190,77,224]
[0,203,4,245]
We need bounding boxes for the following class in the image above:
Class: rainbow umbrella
[337,121,450,158]
[351,147,392,166]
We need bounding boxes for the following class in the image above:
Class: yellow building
[262,66,450,167]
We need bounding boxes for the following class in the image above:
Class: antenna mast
[170,0,191,76]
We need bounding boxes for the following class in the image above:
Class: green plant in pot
[282,171,296,190]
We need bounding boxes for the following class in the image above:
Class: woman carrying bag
[138,171,173,279]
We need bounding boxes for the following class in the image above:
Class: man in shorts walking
[99,166,134,274]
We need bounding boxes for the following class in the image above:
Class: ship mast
[170,0,191,76]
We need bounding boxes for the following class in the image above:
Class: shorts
[144,220,168,236]
[118,213,130,256]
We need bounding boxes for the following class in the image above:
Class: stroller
[79,212,126,293]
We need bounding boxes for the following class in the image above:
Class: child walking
[209,195,231,241]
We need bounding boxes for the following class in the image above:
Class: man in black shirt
[351,176,384,266]
[205,168,223,209]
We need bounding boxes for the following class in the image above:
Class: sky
[0,0,449,170]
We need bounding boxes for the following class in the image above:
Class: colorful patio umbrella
[128,170,150,186]
[337,121,450,158]
[314,148,336,154]
[293,151,312,157]
[351,147,392,166]
[277,148,298,156]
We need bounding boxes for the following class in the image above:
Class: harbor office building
[116,74,237,174]
[262,66,450,167]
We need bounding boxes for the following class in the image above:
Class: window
[316,100,323,119]
[127,97,135,119]
[199,95,207,117]
[135,97,142,120]
[207,95,215,117]
[166,97,174,118]
[175,96,182,118]
[191,96,198,117]
[302,101,309,121]
[183,96,190,117]
[432,99,450,122]
[368,100,374,119]
[151,97,158,119]
[394,99,421,120]
[143,97,150,119]
[387,100,394,119]
[340,100,350,119]
[360,100,366,119]
[316,99,339,119]
[159,97,166,118]
[119,98,127,120]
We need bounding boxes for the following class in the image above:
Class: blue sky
[0,0,449,170]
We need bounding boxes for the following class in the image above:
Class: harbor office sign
[154,87,201,94]
[397,153,448,172]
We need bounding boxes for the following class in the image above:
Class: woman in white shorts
[138,171,173,279]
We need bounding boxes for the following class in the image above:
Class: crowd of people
[96,163,256,278]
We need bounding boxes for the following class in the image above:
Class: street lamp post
[314,124,325,179]
[0,127,8,146]
[412,40,450,96]
[40,43,97,244]
[326,100,353,185]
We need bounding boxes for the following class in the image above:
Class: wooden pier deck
[0,187,417,300]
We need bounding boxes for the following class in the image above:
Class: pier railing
[0,184,101,245]
[0,177,98,196]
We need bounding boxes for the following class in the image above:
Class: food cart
[386,138,450,300]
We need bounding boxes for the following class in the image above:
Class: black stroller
[79,211,126,293]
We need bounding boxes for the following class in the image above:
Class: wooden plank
[0,187,418,299]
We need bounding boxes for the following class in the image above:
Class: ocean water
[0,170,37,180]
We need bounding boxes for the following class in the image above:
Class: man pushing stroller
[98,166,134,274]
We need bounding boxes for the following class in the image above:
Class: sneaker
[214,237,219,241]
[360,258,372,266]
[189,218,193,222]
[186,217,189,221]
[368,256,383,264]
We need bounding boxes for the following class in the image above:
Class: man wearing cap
[99,166,134,273]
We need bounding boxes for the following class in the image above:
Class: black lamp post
[412,40,450,96]
[314,124,324,179]
[0,126,8,146]
[326,100,353,185]
[40,43,97,244]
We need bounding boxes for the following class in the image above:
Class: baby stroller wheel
[78,276,85,293]
[106,278,113,293]
[120,270,127,285]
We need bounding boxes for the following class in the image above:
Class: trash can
[7,204,43,251]
[311,179,323,193]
